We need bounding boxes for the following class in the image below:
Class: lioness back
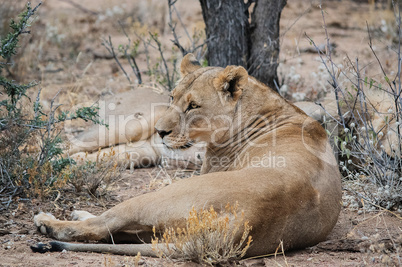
[155,54,342,254]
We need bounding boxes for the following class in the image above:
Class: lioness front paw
[34,212,58,236]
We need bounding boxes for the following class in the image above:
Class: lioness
[65,88,204,169]
[32,54,342,257]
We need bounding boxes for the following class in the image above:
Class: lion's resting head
[155,54,253,149]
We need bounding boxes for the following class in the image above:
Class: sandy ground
[1,168,401,266]
[1,0,401,266]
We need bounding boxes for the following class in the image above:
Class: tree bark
[248,0,287,90]
[199,0,249,67]
[199,0,287,91]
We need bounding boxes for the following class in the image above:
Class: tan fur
[67,88,166,154]
[179,53,201,76]
[66,87,203,168]
[34,54,342,257]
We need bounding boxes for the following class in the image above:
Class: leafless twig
[149,32,176,90]
[168,0,187,56]
[118,21,142,84]
[102,36,131,84]
[58,0,99,15]
[167,0,208,58]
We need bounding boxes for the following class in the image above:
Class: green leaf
[340,141,345,152]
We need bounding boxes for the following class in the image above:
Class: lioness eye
[169,95,174,104]
[191,102,199,109]
[186,102,200,112]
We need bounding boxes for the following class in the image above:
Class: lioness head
[155,54,248,149]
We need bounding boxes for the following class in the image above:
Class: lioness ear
[213,66,248,101]
[180,53,201,76]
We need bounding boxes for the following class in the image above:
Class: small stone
[0,229,11,235]
[17,229,29,235]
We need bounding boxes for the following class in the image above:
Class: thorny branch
[0,2,42,57]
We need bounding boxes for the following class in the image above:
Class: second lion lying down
[33,54,342,257]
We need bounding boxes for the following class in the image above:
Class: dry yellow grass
[152,202,252,265]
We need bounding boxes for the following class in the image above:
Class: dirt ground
[1,169,401,266]
[1,0,401,266]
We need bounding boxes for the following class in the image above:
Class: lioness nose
[155,128,172,139]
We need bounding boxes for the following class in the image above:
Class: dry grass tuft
[152,202,252,265]
[63,147,128,197]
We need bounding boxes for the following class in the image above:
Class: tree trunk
[248,0,287,90]
[199,0,287,91]
[199,0,249,67]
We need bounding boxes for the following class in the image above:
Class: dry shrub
[152,203,253,265]
[305,4,402,212]
[24,160,69,200]
[0,1,37,82]
[64,147,128,197]
[0,3,103,202]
